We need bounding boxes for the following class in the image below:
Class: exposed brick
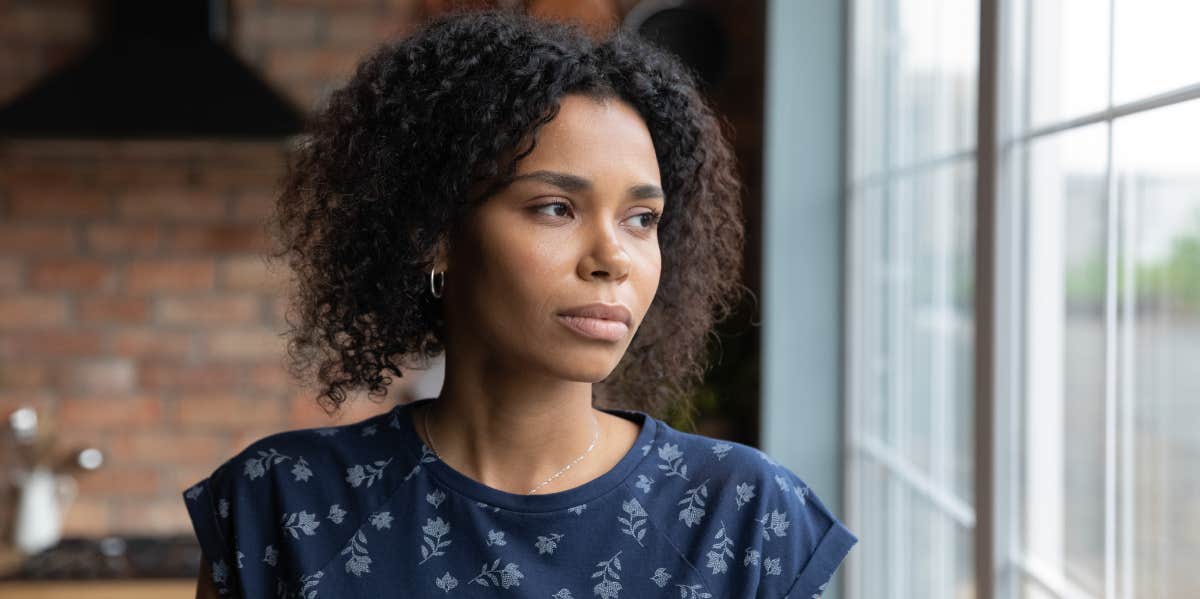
[0,391,56,420]
[109,431,227,466]
[0,296,69,328]
[112,498,191,535]
[0,224,78,254]
[126,259,216,292]
[110,330,193,359]
[246,363,292,389]
[230,188,278,222]
[196,164,286,190]
[211,141,288,164]
[231,426,293,452]
[0,361,51,388]
[75,465,161,497]
[325,12,408,45]
[84,223,164,254]
[29,258,116,291]
[58,394,162,429]
[0,258,23,290]
[58,358,137,393]
[91,162,192,187]
[157,295,261,326]
[175,392,282,429]
[116,188,228,221]
[166,224,271,254]
[79,296,152,324]
[265,46,363,79]
[0,0,425,541]
[205,328,287,360]
[3,330,105,357]
[173,464,220,491]
[220,255,291,292]
[236,9,321,45]
[60,498,111,537]
[7,185,112,219]
[108,140,225,161]
[138,362,240,391]
[0,139,111,161]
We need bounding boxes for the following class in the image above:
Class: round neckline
[393,396,658,513]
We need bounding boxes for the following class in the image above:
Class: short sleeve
[181,453,290,598]
[182,466,245,596]
[777,479,857,599]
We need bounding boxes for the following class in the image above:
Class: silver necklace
[421,403,601,495]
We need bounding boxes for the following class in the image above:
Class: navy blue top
[182,397,857,598]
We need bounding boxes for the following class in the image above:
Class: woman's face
[442,94,664,383]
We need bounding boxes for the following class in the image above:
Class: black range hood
[0,0,303,139]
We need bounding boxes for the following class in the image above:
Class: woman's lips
[557,314,630,342]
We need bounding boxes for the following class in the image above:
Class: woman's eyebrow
[508,170,665,201]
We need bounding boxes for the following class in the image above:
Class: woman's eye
[534,201,572,218]
[629,211,662,230]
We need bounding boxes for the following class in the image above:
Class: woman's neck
[414,380,616,495]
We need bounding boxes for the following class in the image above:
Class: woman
[185,9,855,598]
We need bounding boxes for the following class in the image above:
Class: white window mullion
[1024,109,1066,588]
[1116,172,1136,599]
[1102,0,1118,593]
[855,437,976,527]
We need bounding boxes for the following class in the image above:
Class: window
[845,0,1200,597]
[845,0,979,596]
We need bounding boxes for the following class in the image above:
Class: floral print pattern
[181,400,856,598]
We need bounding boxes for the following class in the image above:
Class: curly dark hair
[268,8,747,422]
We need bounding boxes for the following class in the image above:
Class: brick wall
[0,0,428,539]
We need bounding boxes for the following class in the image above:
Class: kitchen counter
[0,579,194,598]
[0,535,199,597]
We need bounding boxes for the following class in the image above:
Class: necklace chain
[421,402,601,495]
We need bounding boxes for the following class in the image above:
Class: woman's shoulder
[645,420,858,598]
[180,404,412,595]
[649,418,804,489]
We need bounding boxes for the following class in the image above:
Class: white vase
[12,466,76,555]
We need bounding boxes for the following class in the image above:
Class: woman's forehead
[514,95,661,186]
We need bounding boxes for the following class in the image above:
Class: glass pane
[853,184,889,443]
[1028,0,1110,129]
[893,0,979,168]
[852,458,891,598]
[888,160,976,500]
[1113,99,1200,597]
[851,460,975,599]
[850,0,889,180]
[1022,124,1109,596]
[906,486,975,597]
[850,0,979,180]
[1114,0,1200,104]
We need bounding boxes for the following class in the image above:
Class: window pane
[894,0,978,168]
[1113,99,1200,597]
[1028,0,1110,129]
[906,486,975,597]
[1114,0,1200,104]
[889,161,976,502]
[850,461,976,599]
[850,0,889,180]
[1021,124,1109,596]
[849,0,979,180]
[853,184,890,444]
